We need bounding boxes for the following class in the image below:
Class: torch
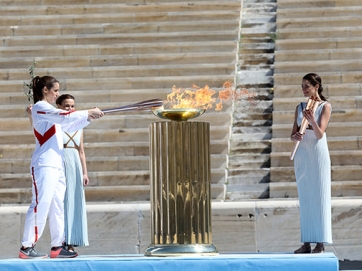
[102,98,163,114]
[290,96,320,160]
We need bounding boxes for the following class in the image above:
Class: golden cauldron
[145,107,218,256]
[152,108,206,122]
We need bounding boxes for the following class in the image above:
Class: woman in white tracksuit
[19,75,104,259]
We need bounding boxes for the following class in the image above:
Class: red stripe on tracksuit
[31,167,39,245]
[33,125,56,146]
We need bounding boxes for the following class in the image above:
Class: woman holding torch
[19,76,104,259]
[290,73,332,253]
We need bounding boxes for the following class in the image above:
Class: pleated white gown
[63,130,89,247]
[294,101,332,244]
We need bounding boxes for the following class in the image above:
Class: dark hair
[302,73,327,101]
[56,94,75,106]
[32,76,59,103]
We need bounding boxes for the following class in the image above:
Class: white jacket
[31,101,90,169]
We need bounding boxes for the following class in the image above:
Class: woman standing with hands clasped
[19,76,104,259]
[56,94,90,253]
[290,73,332,254]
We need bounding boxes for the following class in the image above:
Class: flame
[164,81,256,111]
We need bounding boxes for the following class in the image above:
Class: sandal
[294,243,311,254]
[312,243,324,253]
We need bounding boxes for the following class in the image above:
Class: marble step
[276,0,362,9]
[233,115,272,127]
[2,0,242,5]
[242,4,276,14]
[233,100,273,114]
[272,96,362,111]
[0,89,172,105]
[276,26,362,40]
[0,63,235,81]
[0,20,239,37]
[0,2,242,17]
[225,183,269,200]
[243,0,276,7]
[0,126,231,144]
[0,183,226,204]
[231,132,272,141]
[0,154,227,176]
[239,53,274,66]
[270,150,362,167]
[0,112,232,130]
[240,22,276,34]
[270,180,362,198]
[228,154,270,169]
[0,139,229,159]
[0,169,226,188]
[227,168,270,186]
[1,85,243,106]
[272,122,362,138]
[239,34,275,45]
[272,136,362,153]
[0,75,235,93]
[227,167,270,182]
[275,48,362,63]
[0,41,237,58]
[273,109,362,124]
[238,43,275,55]
[242,13,276,25]
[270,165,362,183]
[275,37,362,51]
[273,83,362,98]
[277,6,362,19]
[232,126,272,137]
[273,71,362,86]
[0,52,236,70]
[0,9,240,27]
[274,59,362,74]
[2,30,238,47]
[233,107,272,122]
[229,140,271,155]
[0,11,240,28]
[277,16,362,30]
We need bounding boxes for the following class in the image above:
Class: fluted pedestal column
[145,121,218,256]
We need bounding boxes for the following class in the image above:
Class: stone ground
[339,261,362,270]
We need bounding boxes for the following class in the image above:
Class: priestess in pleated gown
[63,129,89,247]
[294,101,332,244]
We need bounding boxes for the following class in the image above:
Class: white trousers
[22,166,66,248]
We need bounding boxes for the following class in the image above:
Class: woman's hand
[83,174,89,186]
[291,131,304,142]
[88,107,104,119]
[26,104,33,115]
[303,108,317,125]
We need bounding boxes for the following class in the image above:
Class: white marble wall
[1,198,362,260]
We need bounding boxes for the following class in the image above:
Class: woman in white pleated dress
[56,94,89,253]
[290,73,332,254]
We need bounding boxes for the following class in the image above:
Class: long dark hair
[302,73,327,101]
[32,76,59,104]
[56,94,75,106]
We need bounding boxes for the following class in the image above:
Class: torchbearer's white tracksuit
[22,101,91,248]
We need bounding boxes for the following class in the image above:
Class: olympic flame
[164,81,256,111]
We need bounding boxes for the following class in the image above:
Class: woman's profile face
[58,98,75,111]
[301,79,318,97]
[43,82,60,104]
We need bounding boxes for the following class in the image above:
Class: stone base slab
[0,198,361,260]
